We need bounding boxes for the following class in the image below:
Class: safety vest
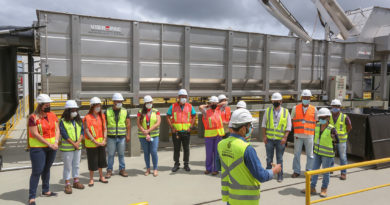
[106,107,127,136]
[330,112,348,143]
[314,124,335,157]
[83,113,105,148]
[202,108,225,137]
[28,112,57,148]
[170,103,192,131]
[266,107,289,140]
[218,136,261,205]
[138,108,160,138]
[292,104,316,135]
[60,119,82,151]
[219,106,231,123]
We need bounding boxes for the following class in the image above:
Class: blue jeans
[311,153,333,189]
[330,142,348,174]
[265,139,285,179]
[139,137,159,170]
[107,137,126,171]
[293,137,314,174]
[29,147,57,200]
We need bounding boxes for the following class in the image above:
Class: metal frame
[295,38,302,100]
[70,15,81,100]
[225,31,233,100]
[132,22,140,105]
[183,27,191,92]
[262,35,270,101]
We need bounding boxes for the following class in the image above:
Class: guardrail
[304,157,390,205]
[0,97,26,149]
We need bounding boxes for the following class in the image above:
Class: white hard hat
[209,96,219,103]
[144,95,153,103]
[318,108,331,117]
[112,93,124,101]
[36,94,53,104]
[271,92,283,101]
[178,89,188,96]
[65,100,79,109]
[218,94,227,101]
[301,89,312,97]
[230,109,256,128]
[331,99,342,106]
[237,101,247,109]
[90,97,102,105]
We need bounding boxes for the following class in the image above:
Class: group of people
[26,88,351,205]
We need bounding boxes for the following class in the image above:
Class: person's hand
[272,163,282,174]
[171,127,176,134]
[142,129,148,135]
[73,142,80,150]
[281,138,287,145]
[146,135,151,142]
[263,137,268,144]
[187,128,191,132]
[126,135,130,143]
[49,143,58,150]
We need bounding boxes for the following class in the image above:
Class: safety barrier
[0,97,26,149]
[304,157,390,205]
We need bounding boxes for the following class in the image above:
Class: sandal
[42,191,58,197]
[99,179,108,183]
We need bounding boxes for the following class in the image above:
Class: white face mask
[94,107,101,113]
[70,112,78,118]
[180,98,187,104]
[115,103,122,108]
[145,103,152,109]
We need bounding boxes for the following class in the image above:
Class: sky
[0,0,389,39]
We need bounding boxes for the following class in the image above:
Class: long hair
[33,103,45,117]
[140,103,148,122]
[61,108,82,125]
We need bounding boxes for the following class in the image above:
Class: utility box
[329,75,347,101]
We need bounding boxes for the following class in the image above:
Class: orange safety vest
[171,103,193,132]
[219,106,231,123]
[28,112,58,148]
[292,104,316,135]
[202,108,225,137]
[83,113,106,148]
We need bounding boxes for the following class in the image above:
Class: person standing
[218,109,282,205]
[302,108,338,197]
[262,92,291,182]
[200,96,225,175]
[218,94,231,139]
[291,89,318,178]
[330,99,352,180]
[28,94,60,205]
[166,89,196,172]
[83,97,108,186]
[59,100,85,194]
[105,93,130,178]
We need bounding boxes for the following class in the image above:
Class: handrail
[304,157,390,205]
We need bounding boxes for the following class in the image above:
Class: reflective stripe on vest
[28,112,57,148]
[330,113,348,143]
[203,109,225,137]
[220,106,231,123]
[138,108,160,138]
[265,107,289,140]
[60,119,82,151]
[106,108,127,136]
[218,137,261,205]
[171,103,192,131]
[314,124,335,157]
[292,104,316,135]
[83,114,105,148]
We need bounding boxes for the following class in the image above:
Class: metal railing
[0,97,26,149]
[304,157,390,205]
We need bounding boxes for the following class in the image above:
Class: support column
[262,35,270,101]
[380,54,389,101]
[295,38,302,100]
[132,22,140,105]
[225,31,233,100]
[70,15,81,100]
[183,27,191,92]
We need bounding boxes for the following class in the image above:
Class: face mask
[331,108,340,113]
[71,112,78,118]
[94,107,101,113]
[211,104,217,109]
[145,103,152,109]
[273,102,280,108]
[319,119,327,125]
[180,98,187,104]
[302,100,310,105]
[43,106,51,113]
[245,127,252,138]
[115,103,122,109]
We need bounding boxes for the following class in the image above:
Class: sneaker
[301,187,317,195]
[119,170,128,177]
[105,170,112,179]
[64,185,72,194]
[184,165,191,172]
[339,173,346,180]
[277,174,283,182]
[204,170,211,175]
[291,173,300,178]
[171,165,180,172]
[211,171,219,175]
[73,182,85,190]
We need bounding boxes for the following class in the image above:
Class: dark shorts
[86,146,107,171]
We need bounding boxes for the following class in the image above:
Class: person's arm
[290,106,296,119]
[281,111,292,145]
[59,120,77,149]
[331,128,339,143]
[77,122,83,146]
[199,104,208,114]
[166,105,176,133]
[190,106,196,129]
[54,118,60,149]
[103,116,107,146]
[149,112,161,131]
[244,146,275,182]
[83,119,99,146]
[345,115,352,133]
[314,107,318,121]
[126,110,131,142]
[261,111,268,144]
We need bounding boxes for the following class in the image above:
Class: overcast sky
[1,0,389,39]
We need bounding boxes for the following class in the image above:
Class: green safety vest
[314,124,335,157]
[218,136,261,205]
[106,108,127,136]
[60,119,82,151]
[330,112,348,143]
[265,107,289,140]
[138,108,160,138]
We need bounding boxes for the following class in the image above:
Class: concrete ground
[0,120,389,205]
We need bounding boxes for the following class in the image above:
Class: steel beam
[132,22,140,105]
[380,54,389,101]
[226,31,233,100]
[323,41,331,96]
[70,15,81,100]
[262,35,270,101]
[295,38,302,100]
[183,27,191,92]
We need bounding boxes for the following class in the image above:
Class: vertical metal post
[323,41,331,96]
[295,38,302,100]
[226,31,233,100]
[262,35,270,101]
[183,27,191,92]
[132,22,140,105]
[158,24,164,89]
[380,54,389,101]
[348,63,354,99]
[28,51,34,115]
[70,15,81,100]
[305,173,311,205]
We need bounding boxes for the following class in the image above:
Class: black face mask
[211,104,217,109]
[43,106,51,113]
[273,102,281,108]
